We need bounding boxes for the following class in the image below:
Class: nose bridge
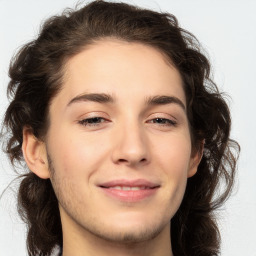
[111,115,149,166]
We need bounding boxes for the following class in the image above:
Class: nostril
[118,159,128,163]
[117,158,147,165]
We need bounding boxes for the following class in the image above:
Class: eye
[148,117,177,127]
[78,117,108,127]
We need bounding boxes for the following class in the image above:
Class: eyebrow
[67,93,114,106]
[67,93,186,110]
[145,95,186,110]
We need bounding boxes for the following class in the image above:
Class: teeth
[112,186,122,190]
[109,186,147,190]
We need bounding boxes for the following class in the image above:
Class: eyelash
[78,117,107,127]
[147,117,177,127]
[78,117,177,127]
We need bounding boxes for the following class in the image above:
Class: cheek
[153,133,192,203]
[47,127,110,179]
[154,133,192,173]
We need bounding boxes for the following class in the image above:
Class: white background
[0,0,256,255]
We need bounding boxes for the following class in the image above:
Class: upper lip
[98,179,160,188]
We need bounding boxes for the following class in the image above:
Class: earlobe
[22,127,50,179]
[187,140,204,178]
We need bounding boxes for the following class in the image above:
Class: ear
[187,140,204,178]
[22,127,50,179]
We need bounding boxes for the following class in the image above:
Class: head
[3,1,239,256]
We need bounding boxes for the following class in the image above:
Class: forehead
[54,39,186,108]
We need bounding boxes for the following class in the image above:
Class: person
[2,1,239,255]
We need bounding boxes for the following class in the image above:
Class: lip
[98,179,160,202]
[99,179,159,188]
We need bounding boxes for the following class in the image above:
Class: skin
[23,40,202,256]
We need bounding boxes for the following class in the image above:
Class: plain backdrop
[1,0,256,255]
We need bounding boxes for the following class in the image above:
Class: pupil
[156,118,164,123]
[89,117,100,123]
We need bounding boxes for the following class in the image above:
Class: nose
[111,123,150,167]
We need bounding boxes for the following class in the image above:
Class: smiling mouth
[101,186,157,190]
[98,180,160,202]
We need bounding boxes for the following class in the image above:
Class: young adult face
[23,40,201,248]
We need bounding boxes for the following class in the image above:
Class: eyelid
[78,116,108,125]
[146,117,177,126]
[147,112,177,121]
[145,112,178,128]
[77,111,110,119]
[76,111,111,128]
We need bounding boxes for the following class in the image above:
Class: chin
[91,224,165,244]
[82,212,170,244]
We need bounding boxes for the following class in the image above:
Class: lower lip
[99,187,159,202]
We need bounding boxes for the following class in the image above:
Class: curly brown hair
[2,1,239,256]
